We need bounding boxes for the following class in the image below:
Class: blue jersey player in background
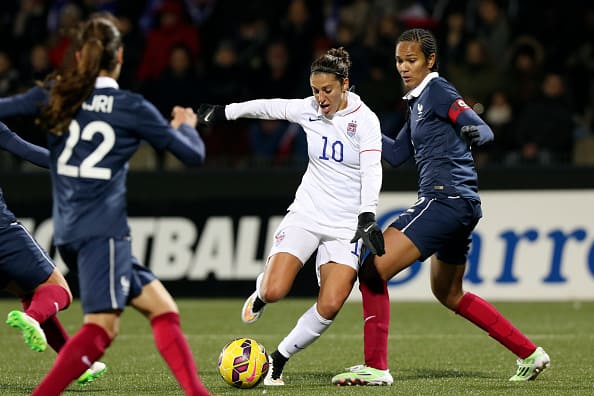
[0,121,107,385]
[0,13,211,396]
[333,28,550,386]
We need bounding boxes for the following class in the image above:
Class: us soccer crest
[274,231,286,246]
[347,121,357,137]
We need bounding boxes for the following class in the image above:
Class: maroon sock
[32,323,111,396]
[22,294,69,352]
[456,292,536,359]
[360,280,390,370]
[26,284,70,323]
[151,312,211,396]
[41,315,70,353]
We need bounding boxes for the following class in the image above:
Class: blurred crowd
[0,0,593,170]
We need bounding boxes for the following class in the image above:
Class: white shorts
[267,212,361,284]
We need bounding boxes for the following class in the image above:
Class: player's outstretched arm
[0,121,49,168]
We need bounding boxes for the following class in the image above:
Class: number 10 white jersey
[226,91,382,239]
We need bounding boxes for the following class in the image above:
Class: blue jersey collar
[403,72,439,100]
[95,76,119,89]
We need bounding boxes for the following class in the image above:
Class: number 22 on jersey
[57,119,115,180]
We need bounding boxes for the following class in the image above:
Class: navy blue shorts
[0,222,55,291]
[58,236,156,314]
[389,195,482,263]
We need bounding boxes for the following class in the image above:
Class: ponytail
[41,15,121,134]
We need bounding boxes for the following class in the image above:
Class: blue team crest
[347,121,357,137]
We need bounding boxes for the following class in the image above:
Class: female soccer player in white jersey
[198,47,386,386]
[333,28,550,386]
[0,121,106,385]
[0,14,211,395]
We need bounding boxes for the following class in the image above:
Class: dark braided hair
[310,47,351,82]
[41,14,122,134]
[397,28,439,72]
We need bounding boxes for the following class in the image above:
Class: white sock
[278,303,333,358]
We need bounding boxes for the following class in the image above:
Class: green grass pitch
[0,298,592,395]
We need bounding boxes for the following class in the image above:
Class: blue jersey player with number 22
[0,14,212,396]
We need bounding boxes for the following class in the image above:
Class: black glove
[350,212,385,256]
[196,104,226,126]
[460,125,481,146]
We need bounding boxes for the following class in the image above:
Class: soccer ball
[217,337,269,388]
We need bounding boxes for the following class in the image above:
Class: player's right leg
[242,222,318,324]
[241,254,302,323]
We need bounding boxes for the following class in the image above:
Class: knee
[259,285,286,303]
[431,285,462,311]
[316,297,345,320]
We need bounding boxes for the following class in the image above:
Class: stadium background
[0,0,593,300]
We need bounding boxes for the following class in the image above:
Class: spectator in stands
[0,51,20,97]
[503,36,544,111]
[247,119,307,168]
[437,8,468,77]
[136,0,200,83]
[507,72,576,165]
[201,40,250,166]
[145,43,204,117]
[46,2,82,68]
[248,40,298,99]
[447,37,500,107]
[474,0,510,71]
[484,89,514,164]
[20,44,53,88]
[11,0,48,58]
[278,0,320,80]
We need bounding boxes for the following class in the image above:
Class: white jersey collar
[403,72,439,100]
[95,76,119,89]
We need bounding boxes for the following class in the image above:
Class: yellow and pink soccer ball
[217,337,269,388]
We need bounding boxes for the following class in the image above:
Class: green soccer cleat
[332,364,393,386]
[6,310,47,352]
[509,347,550,381]
[77,361,107,386]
